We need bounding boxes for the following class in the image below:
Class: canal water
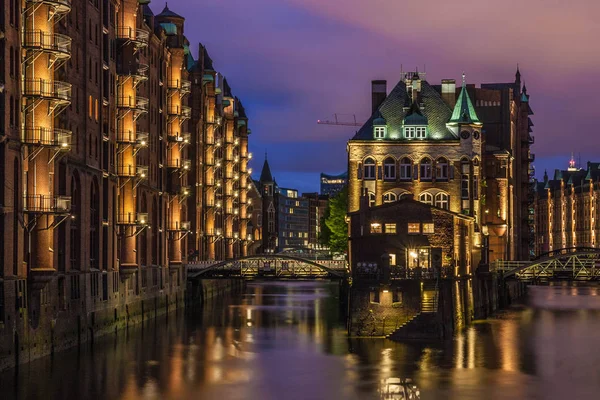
[3,282,600,399]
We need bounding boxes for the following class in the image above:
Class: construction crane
[317,113,363,127]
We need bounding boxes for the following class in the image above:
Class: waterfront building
[320,171,347,196]
[277,187,309,251]
[534,160,600,255]
[303,192,329,249]
[0,1,253,368]
[347,70,534,274]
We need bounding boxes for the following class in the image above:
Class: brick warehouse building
[0,1,254,368]
[534,161,600,255]
[347,70,534,274]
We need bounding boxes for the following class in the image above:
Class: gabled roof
[352,80,457,141]
[449,81,481,124]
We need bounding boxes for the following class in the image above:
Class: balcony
[117,212,149,226]
[23,79,72,103]
[166,158,191,171]
[116,27,149,48]
[23,30,72,59]
[167,132,190,144]
[528,153,535,163]
[168,79,191,94]
[135,132,149,148]
[23,194,71,214]
[26,0,71,15]
[132,63,149,84]
[116,164,148,179]
[167,105,192,120]
[169,221,191,231]
[22,127,71,149]
[117,96,149,113]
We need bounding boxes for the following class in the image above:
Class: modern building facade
[277,187,309,251]
[320,171,347,197]
[0,1,253,368]
[347,69,534,273]
[303,192,329,249]
[534,161,600,255]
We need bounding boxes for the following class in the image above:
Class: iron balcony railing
[167,79,191,92]
[23,79,72,102]
[169,221,191,231]
[23,194,71,213]
[116,27,149,46]
[181,106,192,119]
[166,158,191,170]
[23,30,72,58]
[117,96,149,112]
[26,0,71,14]
[115,164,148,178]
[22,127,71,149]
[117,212,149,225]
[167,132,191,143]
[135,132,149,148]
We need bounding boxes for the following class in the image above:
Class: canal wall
[350,273,527,340]
[0,269,186,372]
[185,279,244,305]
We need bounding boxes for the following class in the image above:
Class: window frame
[436,158,449,180]
[404,126,415,139]
[415,126,427,139]
[370,222,382,234]
[374,126,386,139]
[383,192,397,203]
[363,158,376,180]
[420,158,432,181]
[383,158,396,180]
[435,192,449,210]
[385,223,397,234]
[419,192,434,205]
[399,158,412,180]
[407,222,420,234]
[422,223,435,234]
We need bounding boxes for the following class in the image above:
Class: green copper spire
[449,73,481,124]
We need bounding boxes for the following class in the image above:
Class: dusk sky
[167,0,600,193]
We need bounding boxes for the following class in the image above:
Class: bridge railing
[491,260,531,273]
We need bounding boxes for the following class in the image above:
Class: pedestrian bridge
[187,255,349,280]
[493,247,600,281]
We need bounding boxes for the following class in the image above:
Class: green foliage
[320,187,348,254]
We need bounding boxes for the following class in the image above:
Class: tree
[320,187,348,254]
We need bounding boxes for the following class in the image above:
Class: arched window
[435,193,449,210]
[436,157,448,180]
[420,158,432,181]
[383,192,397,203]
[383,157,396,180]
[419,192,433,205]
[363,158,376,180]
[368,192,376,207]
[400,157,412,180]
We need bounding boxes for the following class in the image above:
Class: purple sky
[166,0,600,193]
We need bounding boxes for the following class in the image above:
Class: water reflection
[3,283,600,399]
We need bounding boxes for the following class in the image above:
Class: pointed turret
[448,74,481,125]
[260,155,274,183]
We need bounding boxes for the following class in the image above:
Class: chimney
[371,80,387,114]
[441,79,456,108]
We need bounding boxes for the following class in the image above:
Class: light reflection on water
[3,283,600,400]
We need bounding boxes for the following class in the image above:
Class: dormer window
[405,126,427,139]
[374,126,386,139]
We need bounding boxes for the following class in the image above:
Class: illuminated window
[384,157,396,180]
[88,95,93,118]
[404,126,415,138]
[383,192,397,203]
[368,192,375,207]
[419,192,433,205]
[363,158,376,180]
[435,193,449,210]
[420,158,432,181]
[400,157,412,180]
[415,126,426,138]
[436,157,448,180]
[289,208,294,214]
[374,126,386,139]
[408,223,420,234]
[389,253,397,266]
[385,223,397,234]
[422,223,434,234]
[94,99,99,121]
[370,223,382,234]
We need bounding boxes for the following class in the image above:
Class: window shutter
[357,163,362,179]
[449,165,454,179]
[413,164,418,180]
[377,166,383,180]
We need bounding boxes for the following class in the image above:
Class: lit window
[389,253,397,266]
[420,158,432,180]
[436,158,448,180]
[408,223,420,234]
[419,192,433,205]
[422,223,434,234]
[461,174,469,199]
[385,223,397,234]
[370,223,382,234]
[363,158,376,180]
[384,157,396,180]
[435,193,449,210]
[383,192,397,203]
[374,126,386,139]
[400,157,412,180]
[404,126,415,138]
[289,208,294,214]
[416,126,426,138]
